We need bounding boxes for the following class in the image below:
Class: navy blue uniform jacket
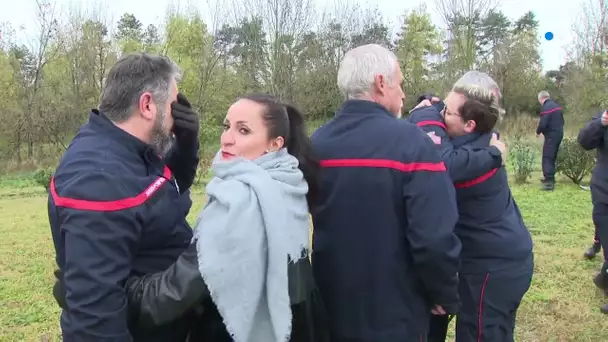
[578,111,608,204]
[536,99,564,136]
[49,110,198,341]
[450,133,534,274]
[406,105,503,182]
[311,100,461,342]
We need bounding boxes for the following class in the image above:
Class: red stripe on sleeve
[51,166,173,212]
[416,120,447,130]
[454,168,498,188]
[540,107,562,116]
[320,158,446,172]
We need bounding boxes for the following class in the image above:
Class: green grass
[1,173,608,341]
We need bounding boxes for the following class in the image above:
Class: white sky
[0,0,586,72]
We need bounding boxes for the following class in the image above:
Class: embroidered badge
[427,131,441,144]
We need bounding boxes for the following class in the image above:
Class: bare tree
[571,0,608,66]
[13,0,63,158]
[434,0,498,70]
[226,0,316,99]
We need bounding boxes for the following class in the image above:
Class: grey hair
[337,44,398,100]
[538,90,550,100]
[454,71,502,101]
[99,53,182,123]
[453,70,505,118]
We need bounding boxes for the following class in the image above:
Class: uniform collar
[88,109,163,167]
[452,131,495,148]
[452,132,482,148]
[337,100,395,118]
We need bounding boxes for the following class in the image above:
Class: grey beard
[150,109,174,156]
[152,133,174,156]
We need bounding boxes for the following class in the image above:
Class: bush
[509,136,537,184]
[33,168,53,191]
[556,137,595,185]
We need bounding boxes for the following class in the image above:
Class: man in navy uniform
[536,90,564,191]
[410,74,534,341]
[310,45,505,342]
[49,53,200,341]
[408,71,507,341]
[578,110,608,314]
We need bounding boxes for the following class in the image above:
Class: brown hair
[238,94,321,208]
[459,98,500,133]
[451,84,502,133]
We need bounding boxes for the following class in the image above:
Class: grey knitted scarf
[194,148,310,342]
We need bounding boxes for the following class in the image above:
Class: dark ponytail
[238,94,321,208]
[283,104,321,207]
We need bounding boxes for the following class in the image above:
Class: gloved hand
[417,93,435,104]
[416,93,441,105]
[171,93,200,147]
[411,93,444,114]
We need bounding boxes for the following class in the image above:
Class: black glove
[417,93,435,104]
[171,93,200,147]
[126,243,209,328]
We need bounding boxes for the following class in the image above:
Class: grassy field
[1,170,608,341]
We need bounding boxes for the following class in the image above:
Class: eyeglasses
[441,107,461,117]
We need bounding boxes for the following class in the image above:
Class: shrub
[509,136,537,184]
[33,168,54,191]
[193,114,222,186]
[556,137,595,185]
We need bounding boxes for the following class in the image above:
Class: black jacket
[49,110,198,341]
[578,111,608,204]
[54,242,330,342]
[451,132,534,274]
[406,105,502,181]
[536,99,564,136]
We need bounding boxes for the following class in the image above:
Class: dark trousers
[593,202,608,264]
[541,133,563,181]
[428,258,533,342]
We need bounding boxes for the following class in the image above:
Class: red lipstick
[221,151,235,159]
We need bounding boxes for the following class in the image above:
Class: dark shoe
[584,243,602,259]
[541,181,555,191]
[601,303,608,314]
[593,271,608,292]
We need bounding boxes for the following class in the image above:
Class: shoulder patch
[427,131,442,144]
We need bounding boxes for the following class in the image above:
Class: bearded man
[48,53,200,341]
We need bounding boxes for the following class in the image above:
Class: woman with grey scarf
[123,94,329,342]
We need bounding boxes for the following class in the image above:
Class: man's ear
[373,74,387,95]
[464,120,477,133]
[138,92,156,121]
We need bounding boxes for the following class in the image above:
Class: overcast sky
[0,0,586,72]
